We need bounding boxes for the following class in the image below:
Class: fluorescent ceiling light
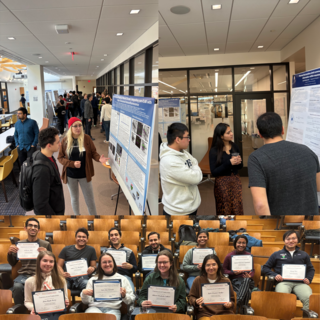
[45,61,49,63]
[235,71,251,87]
[278,81,287,85]
[117,33,123,36]
[258,46,264,48]
[104,54,108,56]
[289,0,299,3]
[215,72,218,87]
[8,37,15,40]
[212,4,222,10]
[39,57,42,59]
[101,59,104,61]
[214,48,219,51]
[130,9,140,14]
[250,67,255,70]
[162,90,172,94]
[159,80,177,90]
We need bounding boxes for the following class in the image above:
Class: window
[234,66,270,92]
[134,53,145,84]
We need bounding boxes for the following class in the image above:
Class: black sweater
[209,144,243,177]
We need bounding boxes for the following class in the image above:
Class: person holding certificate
[137,250,187,313]
[263,230,315,309]
[223,235,255,309]
[81,252,135,320]
[57,228,97,291]
[7,218,52,305]
[182,230,216,289]
[188,254,235,318]
[24,251,69,315]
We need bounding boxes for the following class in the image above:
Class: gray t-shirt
[58,245,97,271]
[248,140,320,216]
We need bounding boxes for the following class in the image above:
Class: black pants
[93,108,98,125]
[85,119,92,136]
[163,209,197,216]
[18,146,36,166]
[57,118,64,134]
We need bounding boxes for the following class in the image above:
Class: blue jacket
[262,246,315,283]
[80,99,86,113]
[14,118,39,151]
[231,234,262,252]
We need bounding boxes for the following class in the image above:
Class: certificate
[231,255,253,272]
[32,289,66,314]
[141,254,157,271]
[106,250,127,266]
[17,242,39,260]
[281,264,306,281]
[192,248,214,265]
[65,259,88,277]
[93,280,122,301]
[147,285,175,307]
[201,283,230,305]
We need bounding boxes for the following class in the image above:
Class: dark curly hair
[38,127,59,149]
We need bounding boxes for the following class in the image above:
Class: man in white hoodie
[160,122,203,215]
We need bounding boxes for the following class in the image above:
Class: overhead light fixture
[39,57,42,59]
[212,4,222,10]
[104,54,108,56]
[170,6,190,14]
[215,72,218,88]
[278,81,287,85]
[258,46,264,48]
[117,33,123,36]
[45,61,49,63]
[235,71,251,87]
[101,59,104,61]
[214,48,219,51]
[289,0,299,3]
[130,9,140,14]
[96,66,99,68]
[55,24,69,34]
[159,80,177,90]
[250,67,255,69]
[8,37,15,40]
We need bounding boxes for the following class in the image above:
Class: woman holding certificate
[209,123,243,215]
[188,254,235,318]
[81,252,135,320]
[24,251,69,316]
[138,251,187,313]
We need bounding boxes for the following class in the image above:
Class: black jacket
[262,246,315,283]
[55,105,66,119]
[32,151,65,215]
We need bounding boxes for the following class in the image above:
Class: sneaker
[91,137,95,141]
[103,140,109,143]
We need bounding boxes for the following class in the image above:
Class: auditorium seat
[135,314,190,320]
[145,220,168,233]
[215,245,234,263]
[88,231,109,247]
[66,219,89,231]
[0,243,12,274]
[207,232,229,247]
[280,215,305,229]
[224,221,247,232]
[53,231,77,246]
[120,219,144,235]
[18,231,46,241]
[37,218,62,233]
[92,219,115,231]
[145,231,170,246]
[198,220,220,230]
[120,231,141,250]
[170,220,194,242]
[0,289,12,314]
[51,244,65,261]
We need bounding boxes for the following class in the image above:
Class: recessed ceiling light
[104,54,108,56]
[65,42,71,44]
[258,46,264,48]
[39,57,42,59]
[250,67,255,70]
[8,37,15,40]
[212,4,222,10]
[101,59,104,61]
[170,6,190,14]
[214,48,219,51]
[130,9,140,14]
[96,66,99,67]
[117,33,123,36]
[45,61,49,63]
[289,0,299,3]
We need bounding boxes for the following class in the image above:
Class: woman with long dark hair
[188,254,235,318]
[209,123,243,215]
[24,251,69,315]
[81,252,135,320]
[137,250,187,313]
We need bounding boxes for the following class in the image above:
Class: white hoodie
[159,142,203,215]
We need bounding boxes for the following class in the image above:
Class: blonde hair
[66,121,85,158]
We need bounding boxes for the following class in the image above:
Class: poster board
[108,95,156,215]
[45,90,55,125]
[287,67,320,205]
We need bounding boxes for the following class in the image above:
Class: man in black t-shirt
[58,228,97,291]
[55,100,66,135]
[248,112,320,216]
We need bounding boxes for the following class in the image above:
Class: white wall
[77,80,96,94]
[7,82,22,112]
[44,79,73,92]
[281,16,320,71]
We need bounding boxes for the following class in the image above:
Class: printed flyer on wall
[108,94,156,215]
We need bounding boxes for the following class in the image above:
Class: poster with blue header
[287,67,320,206]
[108,95,156,215]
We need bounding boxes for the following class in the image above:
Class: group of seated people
[6,218,315,319]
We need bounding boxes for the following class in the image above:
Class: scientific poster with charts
[108,95,156,215]
[158,98,182,140]
[287,67,320,205]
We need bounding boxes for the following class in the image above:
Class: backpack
[177,224,197,248]
[19,151,55,211]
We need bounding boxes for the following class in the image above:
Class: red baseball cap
[68,117,82,128]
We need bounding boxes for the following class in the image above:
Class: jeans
[85,119,92,136]
[85,307,121,320]
[186,276,196,290]
[103,120,110,141]
[66,275,89,291]
[13,274,32,304]
[163,209,197,216]
[18,146,36,166]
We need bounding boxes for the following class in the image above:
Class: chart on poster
[109,95,156,215]
[287,67,320,205]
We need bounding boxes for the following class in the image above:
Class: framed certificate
[231,255,253,272]
[65,259,88,277]
[201,282,230,305]
[192,248,214,265]
[106,250,127,267]
[17,242,39,260]
[147,285,175,308]
[281,264,306,281]
[32,289,66,314]
[141,254,157,271]
[93,280,122,301]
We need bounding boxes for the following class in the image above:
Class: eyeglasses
[27,224,39,229]
[285,237,298,241]
[72,125,83,128]
[157,261,169,265]
[179,136,190,140]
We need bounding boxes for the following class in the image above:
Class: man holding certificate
[107,228,138,292]
[182,230,216,289]
[7,218,52,305]
[263,230,315,308]
[57,228,97,291]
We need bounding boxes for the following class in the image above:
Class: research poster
[108,95,156,215]
[158,98,182,140]
[45,90,55,125]
[287,67,320,205]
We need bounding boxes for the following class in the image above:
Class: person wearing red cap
[57,117,108,215]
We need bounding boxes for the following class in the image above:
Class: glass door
[234,93,272,176]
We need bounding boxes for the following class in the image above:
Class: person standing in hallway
[20,94,26,108]
[84,94,94,140]
[209,123,243,215]
[55,100,66,135]
[91,93,99,127]
[14,107,39,166]
[100,97,112,143]
[80,93,87,128]
[58,117,108,215]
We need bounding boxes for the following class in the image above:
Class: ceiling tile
[208,42,226,54]
[228,19,268,42]
[300,0,320,15]
[170,23,207,46]
[202,0,233,22]
[225,41,253,53]
[159,45,185,57]
[266,37,292,51]
[182,45,209,56]
[0,23,32,36]
[98,16,156,31]
[159,25,179,47]
[101,4,158,17]
[206,20,229,43]
[272,0,310,17]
